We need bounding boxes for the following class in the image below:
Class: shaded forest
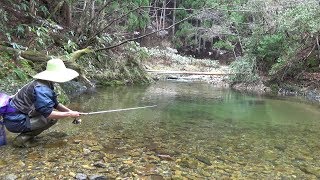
[1,0,320,94]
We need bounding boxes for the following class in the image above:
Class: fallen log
[146,70,233,75]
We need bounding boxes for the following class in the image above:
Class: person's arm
[55,103,72,112]
[47,110,80,119]
[48,103,80,119]
[34,85,80,120]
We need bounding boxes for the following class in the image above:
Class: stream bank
[143,47,231,88]
[144,46,320,104]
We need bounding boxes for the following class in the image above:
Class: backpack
[0,92,15,116]
[0,92,15,146]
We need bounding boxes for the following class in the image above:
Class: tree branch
[87,6,143,41]
[94,8,210,51]
[86,0,113,27]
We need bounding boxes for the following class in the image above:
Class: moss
[21,50,50,62]
[269,83,279,94]
[99,80,125,87]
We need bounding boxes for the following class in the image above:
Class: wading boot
[13,134,38,148]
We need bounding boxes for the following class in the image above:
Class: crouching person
[3,58,80,147]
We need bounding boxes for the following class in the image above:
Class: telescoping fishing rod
[72,105,157,124]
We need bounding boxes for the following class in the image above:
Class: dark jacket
[3,80,59,133]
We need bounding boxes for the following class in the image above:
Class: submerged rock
[4,174,17,180]
[75,173,87,180]
[89,174,108,180]
[195,156,212,166]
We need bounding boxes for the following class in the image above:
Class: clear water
[1,81,320,179]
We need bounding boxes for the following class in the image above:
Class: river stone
[89,175,108,180]
[195,156,212,166]
[148,174,164,180]
[274,144,286,152]
[261,150,278,161]
[157,154,174,161]
[93,161,107,168]
[178,159,197,169]
[76,173,87,180]
[83,148,91,155]
[4,174,17,180]
[299,165,320,177]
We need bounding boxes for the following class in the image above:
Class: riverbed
[1,81,320,179]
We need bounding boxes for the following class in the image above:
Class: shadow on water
[1,81,320,179]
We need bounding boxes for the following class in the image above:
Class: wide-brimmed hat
[33,58,79,83]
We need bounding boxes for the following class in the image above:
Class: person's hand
[69,111,80,118]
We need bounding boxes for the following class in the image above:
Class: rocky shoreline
[144,46,320,104]
[151,73,320,105]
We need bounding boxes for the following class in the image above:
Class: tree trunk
[172,0,176,39]
[30,0,36,15]
[159,1,163,35]
[78,0,88,36]
[155,0,159,34]
[162,0,166,29]
[63,2,72,27]
[91,0,96,22]
[317,36,320,65]
[98,0,108,31]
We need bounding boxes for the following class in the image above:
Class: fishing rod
[72,105,157,124]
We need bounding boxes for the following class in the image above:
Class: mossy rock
[21,50,50,62]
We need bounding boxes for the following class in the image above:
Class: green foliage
[127,11,150,31]
[11,43,24,50]
[305,57,320,72]
[13,68,28,80]
[229,12,245,25]
[127,13,139,31]
[269,57,286,76]
[14,24,26,38]
[119,0,150,32]
[213,40,234,50]
[0,8,8,37]
[0,53,14,79]
[0,52,32,82]
[278,2,320,35]
[63,40,78,53]
[178,0,206,9]
[17,2,28,11]
[202,20,213,28]
[250,34,286,64]
[28,26,53,49]
[39,5,49,16]
[174,22,195,48]
[128,42,150,61]
[175,22,194,38]
[230,55,259,83]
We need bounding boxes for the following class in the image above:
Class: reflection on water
[1,81,320,179]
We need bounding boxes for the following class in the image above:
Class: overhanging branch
[94,8,210,51]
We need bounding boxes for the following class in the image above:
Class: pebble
[4,174,17,180]
[76,173,87,180]
[89,175,108,180]
[83,148,91,155]
[93,161,107,168]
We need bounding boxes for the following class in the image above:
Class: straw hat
[33,58,79,83]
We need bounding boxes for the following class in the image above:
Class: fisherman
[2,58,80,147]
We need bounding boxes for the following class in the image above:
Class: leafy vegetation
[1,0,320,94]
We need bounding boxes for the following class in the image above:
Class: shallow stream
[1,81,320,179]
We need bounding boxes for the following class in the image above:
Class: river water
[1,81,320,179]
